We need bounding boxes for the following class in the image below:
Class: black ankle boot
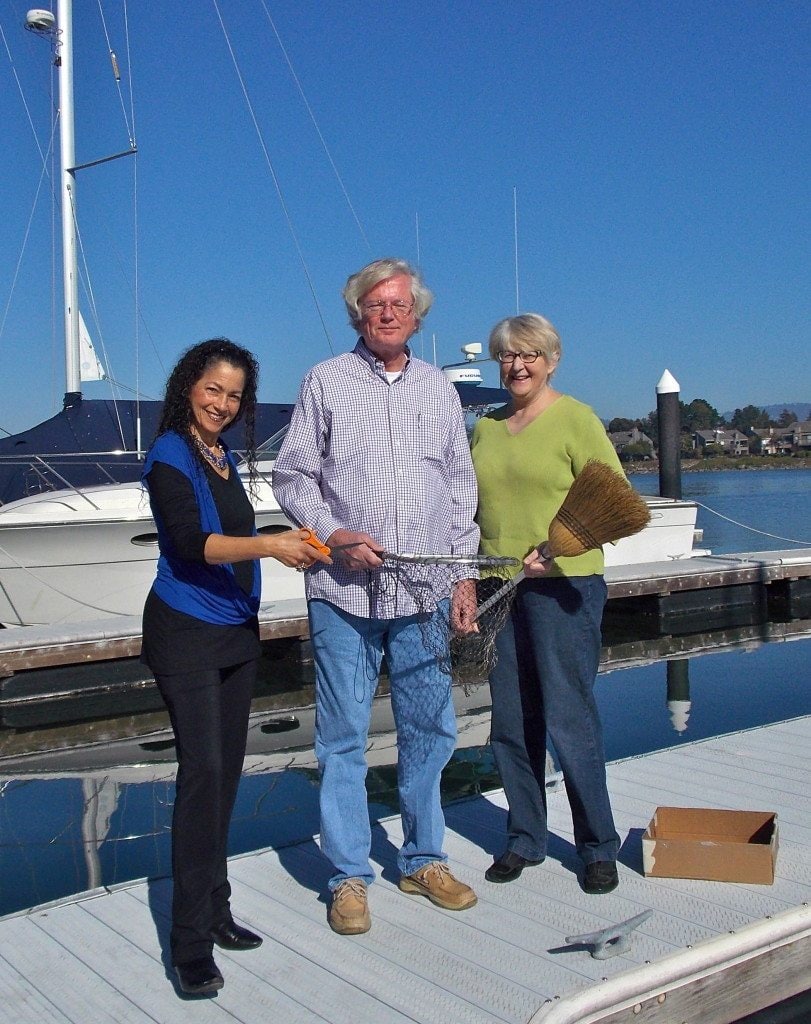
[175,956,224,995]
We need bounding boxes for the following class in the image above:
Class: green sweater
[470,394,624,577]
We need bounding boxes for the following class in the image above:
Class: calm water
[631,466,811,555]
[0,468,809,919]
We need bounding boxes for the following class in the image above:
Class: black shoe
[583,860,619,894]
[211,919,263,950]
[485,850,544,884]
[175,956,224,995]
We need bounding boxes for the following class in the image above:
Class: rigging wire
[3,4,147,426]
[95,0,136,148]
[260,0,371,251]
[94,0,142,444]
[120,0,144,447]
[212,0,335,355]
[0,20,52,167]
[66,184,129,448]
[0,23,57,344]
[85,2,153,440]
[0,16,62,408]
[513,186,520,315]
[0,137,55,345]
[694,500,810,548]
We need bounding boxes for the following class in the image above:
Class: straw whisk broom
[547,459,651,558]
[474,460,651,620]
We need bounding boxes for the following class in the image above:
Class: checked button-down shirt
[272,340,480,619]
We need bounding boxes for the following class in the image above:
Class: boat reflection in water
[1,620,809,919]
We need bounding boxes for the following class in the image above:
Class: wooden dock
[0,548,810,732]
[1,716,809,1024]
[0,548,808,672]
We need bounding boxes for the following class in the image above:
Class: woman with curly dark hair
[141,338,330,995]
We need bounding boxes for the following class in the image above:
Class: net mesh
[371,558,518,691]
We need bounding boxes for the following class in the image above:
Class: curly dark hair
[157,338,260,483]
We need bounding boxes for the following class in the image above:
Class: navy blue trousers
[488,575,619,865]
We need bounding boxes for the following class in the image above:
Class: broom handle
[473,568,526,620]
[473,539,555,621]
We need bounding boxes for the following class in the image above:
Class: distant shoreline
[627,457,811,475]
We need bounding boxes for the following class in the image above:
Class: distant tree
[681,398,721,432]
[608,417,636,433]
[730,405,770,432]
[777,408,798,427]
[639,410,658,447]
[620,440,653,461]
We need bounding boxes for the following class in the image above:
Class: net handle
[380,552,520,567]
[327,541,519,568]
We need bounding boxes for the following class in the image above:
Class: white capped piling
[656,369,682,499]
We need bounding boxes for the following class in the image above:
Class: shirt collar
[354,338,412,377]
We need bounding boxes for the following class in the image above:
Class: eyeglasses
[360,300,415,319]
[496,350,544,364]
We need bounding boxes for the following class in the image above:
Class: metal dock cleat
[565,909,654,960]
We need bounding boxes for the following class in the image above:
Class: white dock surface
[1,717,809,1024]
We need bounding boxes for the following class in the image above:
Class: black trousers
[156,659,257,965]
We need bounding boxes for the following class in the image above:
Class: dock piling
[656,369,682,499]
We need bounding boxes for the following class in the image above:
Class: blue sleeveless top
[143,431,260,624]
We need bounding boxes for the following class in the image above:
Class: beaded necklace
[192,432,229,471]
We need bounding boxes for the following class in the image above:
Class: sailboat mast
[56,0,82,405]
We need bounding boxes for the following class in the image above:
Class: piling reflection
[666,659,691,734]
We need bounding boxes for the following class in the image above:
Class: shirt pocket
[412,413,445,462]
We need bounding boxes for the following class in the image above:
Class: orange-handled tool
[301,528,331,556]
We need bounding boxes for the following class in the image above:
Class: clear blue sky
[1,0,808,435]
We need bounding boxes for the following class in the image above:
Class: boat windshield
[231,424,289,467]
[255,424,289,458]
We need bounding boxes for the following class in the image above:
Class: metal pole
[656,369,682,499]
[57,0,82,404]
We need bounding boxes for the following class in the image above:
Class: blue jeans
[489,575,619,866]
[309,599,457,889]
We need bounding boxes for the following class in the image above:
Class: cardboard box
[642,806,778,884]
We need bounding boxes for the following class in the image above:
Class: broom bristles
[547,460,651,558]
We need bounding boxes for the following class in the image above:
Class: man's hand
[326,528,385,570]
[451,578,479,634]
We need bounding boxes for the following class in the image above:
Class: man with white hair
[273,258,479,934]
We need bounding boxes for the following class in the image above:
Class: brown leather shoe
[398,861,477,910]
[328,878,371,935]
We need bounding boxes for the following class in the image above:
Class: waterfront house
[751,427,795,456]
[693,428,749,456]
[752,421,811,456]
[608,426,654,461]
[791,420,811,453]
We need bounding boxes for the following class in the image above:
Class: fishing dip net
[368,553,520,691]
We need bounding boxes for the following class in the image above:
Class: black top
[141,460,260,676]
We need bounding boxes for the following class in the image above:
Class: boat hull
[603,495,700,566]
[0,484,703,627]
[0,482,300,626]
